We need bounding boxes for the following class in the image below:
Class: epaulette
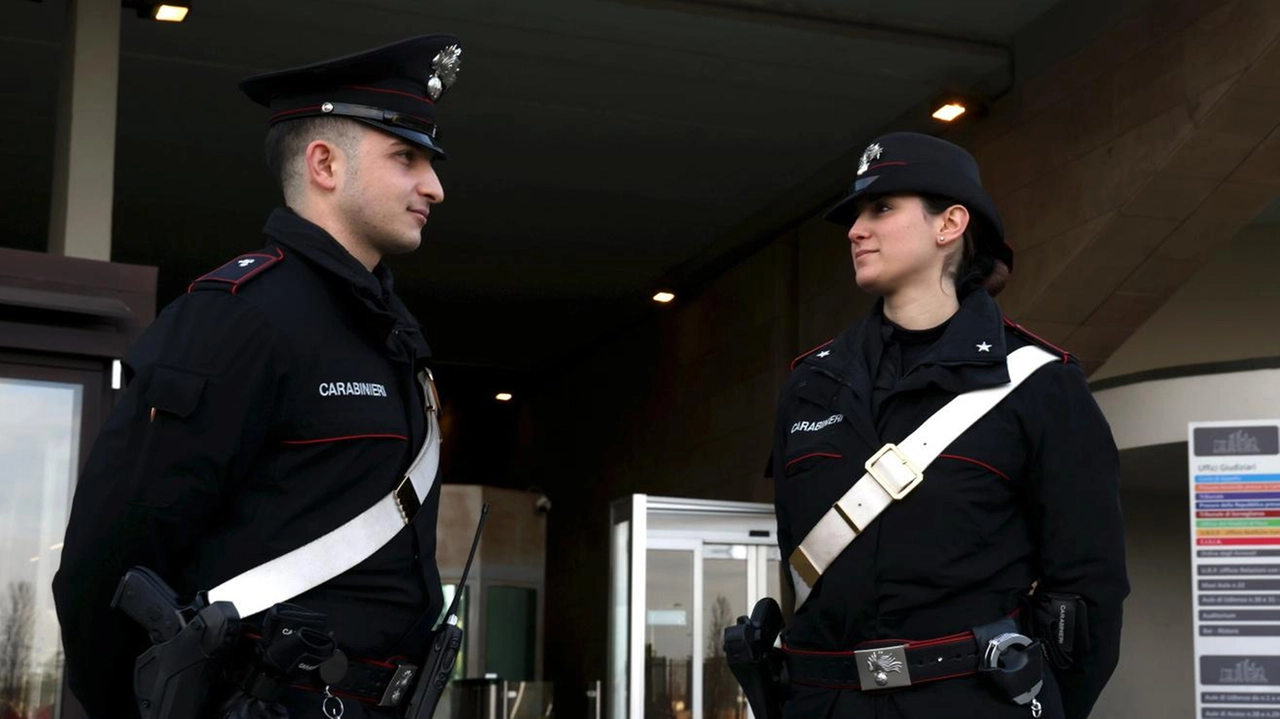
[188,248,284,294]
[790,338,835,370]
[1002,317,1071,364]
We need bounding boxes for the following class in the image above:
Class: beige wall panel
[1095,223,1280,379]
[1183,0,1280,96]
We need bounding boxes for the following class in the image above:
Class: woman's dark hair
[919,193,1008,296]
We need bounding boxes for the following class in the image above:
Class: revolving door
[608,495,779,719]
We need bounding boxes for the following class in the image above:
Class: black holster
[723,597,786,719]
[132,600,242,718]
[112,568,242,719]
[1027,591,1089,671]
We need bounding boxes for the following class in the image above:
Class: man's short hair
[263,117,362,199]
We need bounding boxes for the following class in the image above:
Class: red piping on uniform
[863,161,910,173]
[1003,317,1069,363]
[782,608,1021,656]
[923,669,979,683]
[939,454,1010,481]
[188,249,285,294]
[282,433,408,445]
[790,339,834,370]
[792,668,979,691]
[782,644,850,656]
[786,452,843,468]
[897,629,974,649]
[343,85,436,106]
[349,654,409,669]
[270,106,326,121]
[779,629,973,655]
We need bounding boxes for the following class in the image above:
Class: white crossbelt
[790,345,1057,610]
[206,370,441,618]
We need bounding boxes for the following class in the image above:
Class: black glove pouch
[1027,592,1090,671]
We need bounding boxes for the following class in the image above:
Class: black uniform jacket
[52,208,443,718]
[772,290,1128,719]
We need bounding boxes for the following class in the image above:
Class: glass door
[0,358,106,719]
[609,496,778,719]
[701,544,778,719]
[645,543,695,719]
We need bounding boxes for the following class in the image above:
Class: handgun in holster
[723,597,786,719]
[112,566,241,719]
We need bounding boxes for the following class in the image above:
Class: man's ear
[303,139,341,192]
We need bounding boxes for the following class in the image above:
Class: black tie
[871,322,901,421]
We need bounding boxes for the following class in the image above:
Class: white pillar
[47,0,120,261]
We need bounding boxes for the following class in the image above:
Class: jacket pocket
[145,365,207,419]
[782,374,849,478]
[784,451,844,478]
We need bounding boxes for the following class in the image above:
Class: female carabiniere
[771,132,1128,719]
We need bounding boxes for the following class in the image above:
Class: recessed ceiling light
[153,4,190,22]
[931,102,967,122]
[652,291,676,303]
[495,392,513,402]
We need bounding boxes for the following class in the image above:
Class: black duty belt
[294,655,419,708]
[784,631,982,691]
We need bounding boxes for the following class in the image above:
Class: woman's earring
[937,235,945,243]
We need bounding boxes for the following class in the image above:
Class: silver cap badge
[857,142,883,176]
[427,44,462,101]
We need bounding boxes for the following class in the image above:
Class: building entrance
[609,495,778,719]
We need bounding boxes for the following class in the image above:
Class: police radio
[403,503,489,719]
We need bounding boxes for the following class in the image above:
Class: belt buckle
[379,663,419,707]
[865,443,923,500]
[854,645,912,690]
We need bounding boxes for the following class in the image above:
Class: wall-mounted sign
[1191,420,1280,719]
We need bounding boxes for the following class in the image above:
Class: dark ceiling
[2,0,1063,377]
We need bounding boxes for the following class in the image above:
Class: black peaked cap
[240,35,461,158]
[825,132,1013,270]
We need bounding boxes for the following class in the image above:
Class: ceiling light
[152,4,189,21]
[124,1,191,21]
[931,102,967,122]
[652,291,676,303]
[495,392,513,402]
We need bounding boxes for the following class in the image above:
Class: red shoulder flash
[790,339,834,370]
[1002,318,1070,363]
[187,249,284,295]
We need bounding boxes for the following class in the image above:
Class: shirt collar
[796,291,1009,388]
[264,207,393,300]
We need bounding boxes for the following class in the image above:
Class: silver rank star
[816,350,831,358]
[857,142,883,176]
[976,342,992,352]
